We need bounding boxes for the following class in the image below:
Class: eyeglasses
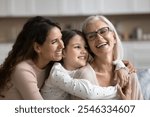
[85,27,111,41]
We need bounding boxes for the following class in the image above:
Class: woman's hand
[123,60,136,74]
[117,78,132,100]
[114,69,129,88]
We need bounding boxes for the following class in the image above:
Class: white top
[41,62,119,100]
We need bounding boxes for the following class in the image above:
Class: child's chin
[80,63,86,67]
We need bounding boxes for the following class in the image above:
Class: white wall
[0,43,13,64]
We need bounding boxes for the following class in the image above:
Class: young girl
[41,30,129,100]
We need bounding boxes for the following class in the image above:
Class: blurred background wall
[0,0,150,69]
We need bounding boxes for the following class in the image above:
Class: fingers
[123,75,129,87]
[115,69,129,88]
[125,78,132,94]
[114,71,118,81]
[123,60,136,74]
[128,65,136,74]
[123,79,132,99]
[117,85,126,100]
[126,61,136,74]
[117,76,132,100]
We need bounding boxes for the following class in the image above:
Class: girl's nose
[81,48,87,54]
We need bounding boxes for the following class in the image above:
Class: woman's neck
[33,58,49,69]
[91,56,114,72]
[91,57,115,87]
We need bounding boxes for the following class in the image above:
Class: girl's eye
[74,45,80,48]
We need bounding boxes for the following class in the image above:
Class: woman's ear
[33,42,41,53]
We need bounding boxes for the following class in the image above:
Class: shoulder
[78,63,96,80]
[13,60,37,78]
[80,63,95,73]
[15,60,35,70]
[51,62,64,72]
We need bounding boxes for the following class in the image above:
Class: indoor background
[0,0,150,69]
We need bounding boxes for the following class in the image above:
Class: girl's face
[37,27,64,63]
[85,20,116,58]
[63,35,88,70]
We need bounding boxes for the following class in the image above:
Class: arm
[117,78,132,100]
[113,60,130,88]
[12,66,43,100]
[118,73,143,100]
[49,63,117,100]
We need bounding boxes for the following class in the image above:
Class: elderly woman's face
[85,20,116,57]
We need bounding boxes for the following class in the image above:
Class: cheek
[110,32,117,44]
[88,43,95,52]
[45,47,55,57]
[63,50,74,60]
[112,37,117,46]
[114,38,117,44]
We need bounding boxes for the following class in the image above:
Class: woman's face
[37,27,64,62]
[85,20,116,57]
[63,35,88,70]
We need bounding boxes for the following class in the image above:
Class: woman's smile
[96,42,108,48]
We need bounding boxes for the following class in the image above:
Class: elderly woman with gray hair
[81,15,143,99]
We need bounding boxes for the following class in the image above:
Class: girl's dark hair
[60,29,88,64]
[62,29,85,48]
[0,16,61,93]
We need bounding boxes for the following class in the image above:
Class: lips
[56,50,62,55]
[96,42,108,48]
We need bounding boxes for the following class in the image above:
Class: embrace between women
[0,15,143,100]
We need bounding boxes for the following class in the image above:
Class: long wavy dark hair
[0,16,61,94]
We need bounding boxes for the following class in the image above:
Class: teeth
[56,51,62,54]
[96,43,107,48]
[78,56,86,60]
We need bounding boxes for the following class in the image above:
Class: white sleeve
[113,60,126,70]
[50,65,117,100]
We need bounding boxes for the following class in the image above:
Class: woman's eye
[88,34,95,39]
[100,30,106,34]
[51,39,57,44]
[100,28,108,34]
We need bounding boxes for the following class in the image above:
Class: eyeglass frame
[84,27,112,41]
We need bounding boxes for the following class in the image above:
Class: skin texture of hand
[117,78,132,100]
[123,60,136,74]
[114,69,129,88]
[114,60,136,88]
